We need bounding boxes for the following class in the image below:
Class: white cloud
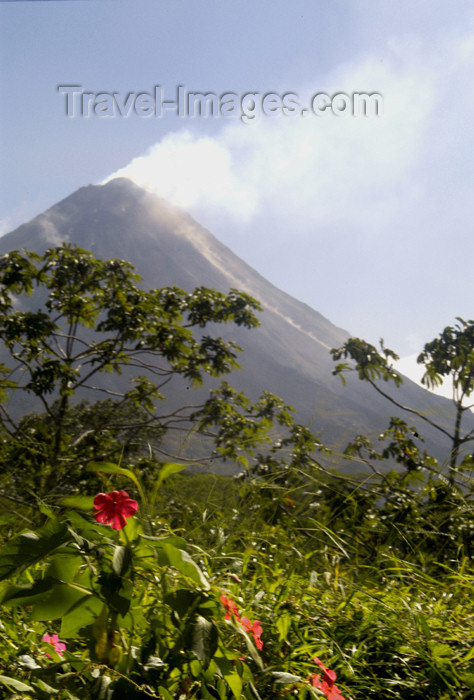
[106,37,437,243]
[104,27,474,356]
[107,131,259,223]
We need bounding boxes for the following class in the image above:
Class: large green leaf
[31,582,90,621]
[99,574,133,616]
[1,577,55,607]
[112,545,132,577]
[66,510,104,541]
[60,594,104,638]
[46,554,82,582]
[186,615,218,668]
[0,520,70,581]
[151,541,209,589]
[88,462,140,491]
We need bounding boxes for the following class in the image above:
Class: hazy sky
[1,0,473,369]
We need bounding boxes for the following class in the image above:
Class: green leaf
[0,675,34,693]
[224,671,243,699]
[60,595,104,638]
[428,641,453,658]
[276,612,292,641]
[0,520,70,581]
[152,541,209,589]
[461,673,474,687]
[34,679,59,694]
[1,577,55,607]
[31,582,90,621]
[187,615,218,668]
[46,554,82,582]
[272,672,303,684]
[156,461,189,489]
[88,462,141,491]
[60,495,95,511]
[99,575,133,616]
[239,628,263,670]
[66,510,104,541]
[140,533,189,549]
[38,502,56,519]
[119,514,142,542]
[112,545,132,577]
[415,612,431,639]
[462,647,474,662]
[164,589,207,618]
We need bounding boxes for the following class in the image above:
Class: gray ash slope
[0,178,467,463]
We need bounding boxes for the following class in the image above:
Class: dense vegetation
[0,246,472,699]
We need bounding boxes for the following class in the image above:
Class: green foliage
[418,317,474,394]
[332,326,474,479]
[0,245,287,502]
[331,337,402,386]
[2,455,469,699]
[0,246,473,698]
[0,464,312,700]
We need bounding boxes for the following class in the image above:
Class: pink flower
[93,490,138,530]
[312,657,345,700]
[42,633,66,657]
[241,616,263,650]
[220,594,241,622]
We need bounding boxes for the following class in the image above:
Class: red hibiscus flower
[93,490,138,530]
[312,657,345,700]
[241,616,263,650]
[220,594,241,622]
[42,633,66,657]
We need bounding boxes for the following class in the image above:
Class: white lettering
[311,93,331,116]
[57,85,82,117]
[220,93,239,117]
[113,92,135,117]
[94,93,115,117]
[262,93,282,116]
[134,92,155,117]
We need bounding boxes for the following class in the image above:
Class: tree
[330,319,474,483]
[0,244,291,500]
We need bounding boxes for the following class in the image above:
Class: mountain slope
[0,178,468,463]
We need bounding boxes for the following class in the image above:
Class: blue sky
[1,0,474,372]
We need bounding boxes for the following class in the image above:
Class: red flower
[312,657,345,700]
[220,596,263,652]
[93,490,138,530]
[241,616,263,650]
[220,594,241,622]
[42,633,66,657]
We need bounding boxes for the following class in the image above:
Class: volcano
[0,178,465,465]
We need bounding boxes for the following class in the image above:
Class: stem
[449,401,464,483]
